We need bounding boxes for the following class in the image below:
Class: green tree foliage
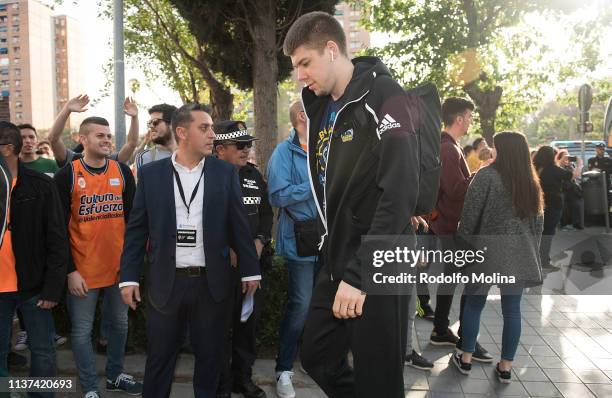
[361,0,609,144]
[167,0,339,172]
[524,77,612,146]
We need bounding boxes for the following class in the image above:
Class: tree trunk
[205,79,233,121]
[463,75,503,145]
[195,57,234,121]
[251,0,278,175]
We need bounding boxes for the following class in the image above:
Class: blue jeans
[0,294,56,398]
[461,284,523,361]
[275,259,318,372]
[67,284,128,392]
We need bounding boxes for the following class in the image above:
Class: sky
[53,0,181,134]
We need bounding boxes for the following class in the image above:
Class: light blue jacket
[267,129,318,263]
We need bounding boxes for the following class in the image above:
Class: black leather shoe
[233,378,266,398]
[216,393,231,398]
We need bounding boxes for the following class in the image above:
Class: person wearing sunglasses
[214,120,273,398]
[134,104,178,172]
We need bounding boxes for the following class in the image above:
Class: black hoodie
[301,56,420,290]
[0,155,10,247]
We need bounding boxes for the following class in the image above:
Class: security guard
[214,120,273,398]
[588,143,612,173]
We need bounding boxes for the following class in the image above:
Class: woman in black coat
[533,146,581,269]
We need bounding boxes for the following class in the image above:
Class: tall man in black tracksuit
[283,12,422,398]
[0,154,9,247]
[214,121,273,398]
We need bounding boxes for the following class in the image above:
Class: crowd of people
[0,10,611,398]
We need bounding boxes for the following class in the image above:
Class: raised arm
[49,95,90,165]
[117,97,139,164]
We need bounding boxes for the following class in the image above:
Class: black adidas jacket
[301,56,420,290]
[0,155,9,247]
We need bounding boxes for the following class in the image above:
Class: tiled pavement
[13,228,612,397]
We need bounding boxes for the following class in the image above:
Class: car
[549,140,610,162]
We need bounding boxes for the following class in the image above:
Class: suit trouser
[218,268,262,391]
[301,268,408,398]
[143,272,231,398]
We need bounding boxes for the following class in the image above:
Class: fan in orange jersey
[54,116,142,397]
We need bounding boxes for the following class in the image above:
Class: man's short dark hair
[148,103,177,123]
[441,97,474,126]
[0,121,23,155]
[79,117,110,135]
[283,11,347,56]
[17,123,37,135]
[171,103,212,142]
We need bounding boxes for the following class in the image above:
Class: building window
[12,46,19,53]
[13,58,18,64]
[14,79,20,86]
[350,10,360,17]
[0,5,6,12]
[16,112,22,119]
[13,68,19,76]
[15,90,21,97]
[350,41,361,50]
[12,26,18,33]
[11,37,18,44]
[11,4,18,10]
[350,21,358,29]
[0,58,7,66]
[0,16,7,23]
[349,31,358,39]
[15,101,21,108]
[334,9,343,16]
[11,16,18,23]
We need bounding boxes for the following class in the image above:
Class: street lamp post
[114,0,126,148]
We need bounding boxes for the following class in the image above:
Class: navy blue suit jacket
[120,156,260,307]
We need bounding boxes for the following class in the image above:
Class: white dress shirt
[173,153,206,268]
[119,152,260,288]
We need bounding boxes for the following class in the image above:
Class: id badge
[177,224,197,247]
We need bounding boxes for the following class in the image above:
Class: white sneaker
[84,391,100,398]
[14,331,28,351]
[54,334,67,347]
[276,371,296,398]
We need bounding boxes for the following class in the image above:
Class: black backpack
[353,82,442,215]
[406,83,442,215]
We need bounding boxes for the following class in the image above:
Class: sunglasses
[147,118,167,128]
[227,141,253,150]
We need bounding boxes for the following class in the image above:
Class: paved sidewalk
[11,228,612,397]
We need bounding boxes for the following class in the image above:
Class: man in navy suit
[119,103,261,398]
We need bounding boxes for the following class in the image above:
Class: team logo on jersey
[109,178,120,186]
[341,129,354,142]
[77,177,86,189]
